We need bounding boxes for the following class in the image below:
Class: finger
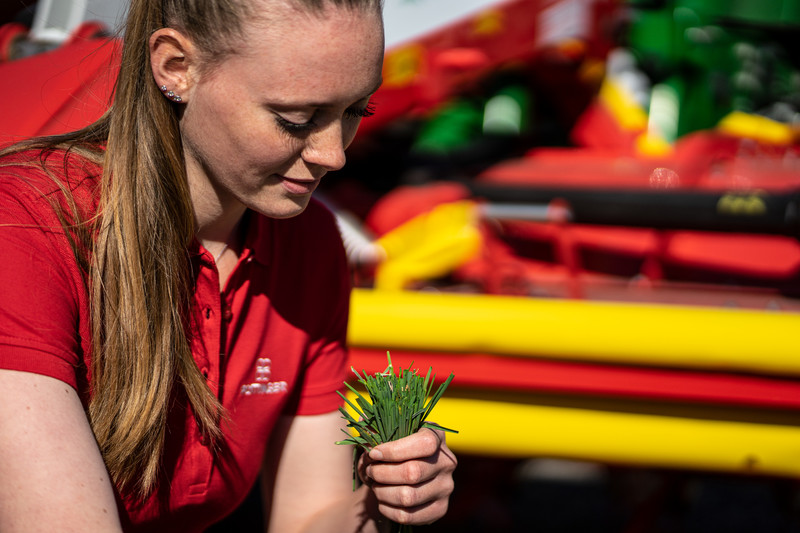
[371,474,454,510]
[423,426,443,447]
[368,427,444,463]
[367,442,457,486]
[367,456,440,486]
[377,495,451,527]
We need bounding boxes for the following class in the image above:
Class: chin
[256,196,312,219]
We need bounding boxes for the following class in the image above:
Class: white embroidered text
[240,358,288,396]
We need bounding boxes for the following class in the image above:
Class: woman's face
[180,1,384,222]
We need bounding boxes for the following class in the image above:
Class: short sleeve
[0,184,84,390]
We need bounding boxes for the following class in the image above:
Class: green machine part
[411,99,485,156]
[412,83,533,156]
[624,0,800,140]
[721,0,800,26]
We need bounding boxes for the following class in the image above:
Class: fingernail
[369,448,384,461]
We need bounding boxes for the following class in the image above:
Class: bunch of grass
[336,352,457,533]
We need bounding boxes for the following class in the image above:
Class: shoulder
[0,147,102,223]
[0,146,101,273]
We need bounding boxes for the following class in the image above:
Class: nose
[302,121,347,172]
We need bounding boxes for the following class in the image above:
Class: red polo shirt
[0,150,351,531]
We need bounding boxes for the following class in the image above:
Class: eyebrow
[268,77,384,110]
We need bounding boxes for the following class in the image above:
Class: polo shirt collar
[188,209,270,268]
[243,209,271,267]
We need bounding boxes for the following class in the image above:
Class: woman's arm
[0,369,123,532]
[262,411,456,533]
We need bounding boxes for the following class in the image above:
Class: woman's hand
[359,427,457,526]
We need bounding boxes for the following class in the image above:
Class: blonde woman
[0,0,456,531]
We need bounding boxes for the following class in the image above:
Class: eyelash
[275,102,376,134]
[345,102,376,119]
[275,116,315,134]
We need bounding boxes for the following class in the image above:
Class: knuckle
[443,476,455,498]
[451,451,458,469]
[403,461,423,484]
[398,485,416,508]
[441,446,458,472]
[379,503,408,524]
[423,429,440,452]
[393,508,412,525]
[447,455,458,473]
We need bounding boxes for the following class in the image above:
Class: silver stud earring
[159,84,183,103]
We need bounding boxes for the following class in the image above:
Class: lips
[279,175,320,195]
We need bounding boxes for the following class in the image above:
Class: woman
[0,0,456,531]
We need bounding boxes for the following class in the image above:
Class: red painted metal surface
[0,0,619,143]
[350,347,800,411]
[0,37,119,145]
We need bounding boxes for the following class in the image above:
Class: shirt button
[223,307,233,322]
[201,368,209,379]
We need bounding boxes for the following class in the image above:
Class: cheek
[247,130,303,168]
[181,98,242,163]
[187,102,290,168]
[183,86,306,174]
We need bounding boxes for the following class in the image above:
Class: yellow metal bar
[348,289,800,376]
[374,200,482,290]
[420,396,800,478]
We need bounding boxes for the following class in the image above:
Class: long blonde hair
[2,0,382,498]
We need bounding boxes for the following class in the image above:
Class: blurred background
[2,0,800,531]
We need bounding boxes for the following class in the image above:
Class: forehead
[219,2,384,102]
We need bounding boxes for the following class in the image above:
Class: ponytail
[88,0,223,497]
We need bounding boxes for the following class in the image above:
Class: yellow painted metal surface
[344,390,800,478]
[437,396,800,478]
[599,78,648,132]
[717,111,794,146]
[374,201,482,291]
[348,289,800,376]
[382,44,425,88]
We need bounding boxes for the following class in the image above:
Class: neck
[186,160,247,253]
[197,207,245,276]
[195,203,246,251]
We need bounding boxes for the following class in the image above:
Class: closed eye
[275,114,315,133]
[275,100,376,136]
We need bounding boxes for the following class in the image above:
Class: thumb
[369,427,443,463]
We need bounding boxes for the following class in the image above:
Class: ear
[149,28,197,102]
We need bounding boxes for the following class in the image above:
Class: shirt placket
[185,256,223,498]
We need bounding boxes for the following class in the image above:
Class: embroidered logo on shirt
[240,358,289,396]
